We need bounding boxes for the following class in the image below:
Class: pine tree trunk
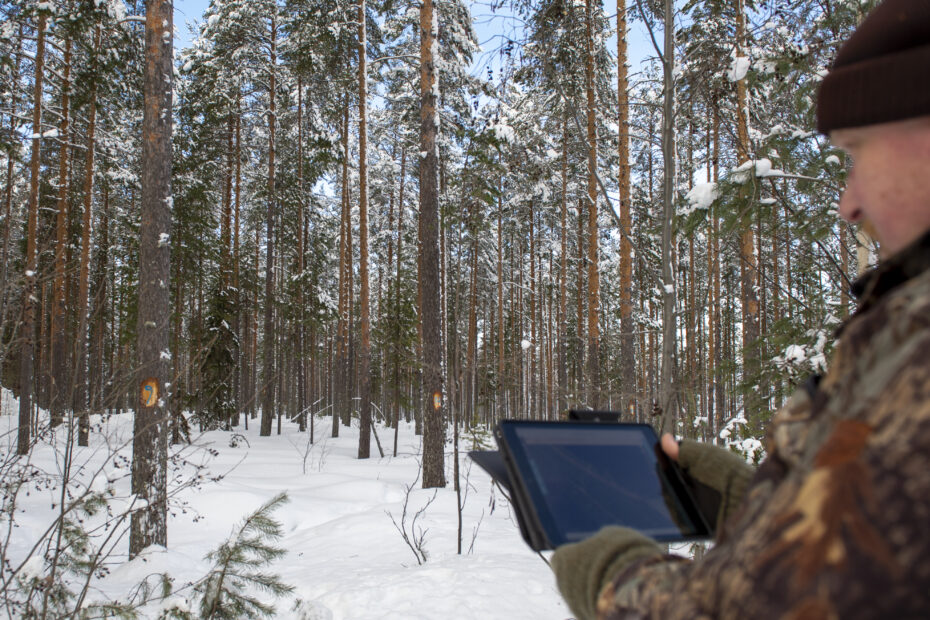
[18,11,47,455]
[497,184,504,410]
[74,27,101,446]
[576,202,586,403]
[0,24,23,343]
[584,0,600,409]
[658,0,678,435]
[334,100,350,438]
[419,0,445,488]
[357,0,372,459]
[558,118,568,413]
[260,16,277,437]
[130,0,172,557]
[617,0,634,419]
[735,0,760,427]
[234,100,243,425]
[464,200,478,425]
[393,147,405,456]
[89,181,109,416]
[296,78,306,432]
[50,34,71,428]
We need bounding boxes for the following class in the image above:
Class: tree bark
[617,0,634,419]
[357,0,372,458]
[260,15,277,437]
[735,0,760,426]
[130,0,172,557]
[50,34,71,428]
[584,0,600,409]
[658,0,678,435]
[419,0,445,488]
[18,11,47,455]
[75,26,101,446]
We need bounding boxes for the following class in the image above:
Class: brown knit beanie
[817,0,930,133]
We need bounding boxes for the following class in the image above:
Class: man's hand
[552,526,663,620]
[660,433,755,530]
[661,433,680,461]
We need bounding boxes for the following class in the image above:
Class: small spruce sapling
[197,492,294,619]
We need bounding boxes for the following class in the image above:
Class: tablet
[495,421,712,549]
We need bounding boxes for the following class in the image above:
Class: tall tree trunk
[75,27,101,446]
[393,147,405,456]
[50,34,72,428]
[419,0,446,488]
[735,0,760,427]
[584,0,600,408]
[558,117,568,412]
[234,98,243,424]
[497,185,504,407]
[334,100,350,438]
[464,197,478,425]
[712,106,725,439]
[296,78,306,432]
[617,0,634,419]
[0,23,23,342]
[89,181,109,416]
[18,11,47,455]
[130,0,172,557]
[260,16,277,437]
[658,0,678,435]
[576,202,586,402]
[357,0,372,458]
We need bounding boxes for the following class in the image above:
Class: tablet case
[468,448,549,548]
[469,411,620,549]
[469,420,718,551]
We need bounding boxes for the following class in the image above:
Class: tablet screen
[498,422,710,546]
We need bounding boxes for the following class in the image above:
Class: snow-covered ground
[0,392,571,619]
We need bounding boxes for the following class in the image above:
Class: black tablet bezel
[496,420,713,549]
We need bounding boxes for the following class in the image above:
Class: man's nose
[837,181,861,223]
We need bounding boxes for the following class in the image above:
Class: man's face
[831,116,930,258]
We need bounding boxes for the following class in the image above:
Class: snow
[0,395,569,619]
[784,344,806,364]
[731,159,786,183]
[29,128,59,139]
[19,556,44,582]
[491,120,515,144]
[520,339,532,351]
[727,56,750,81]
[825,154,841,166]
[682,182,718,214]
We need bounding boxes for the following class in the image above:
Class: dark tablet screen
[498,422,710,546]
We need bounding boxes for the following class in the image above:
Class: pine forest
[0,0,878,615]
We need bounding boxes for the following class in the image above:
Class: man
[551,1,930,618]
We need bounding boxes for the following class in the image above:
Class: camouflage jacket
[597,230,930,620]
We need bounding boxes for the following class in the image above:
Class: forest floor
[1,390,574,619]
